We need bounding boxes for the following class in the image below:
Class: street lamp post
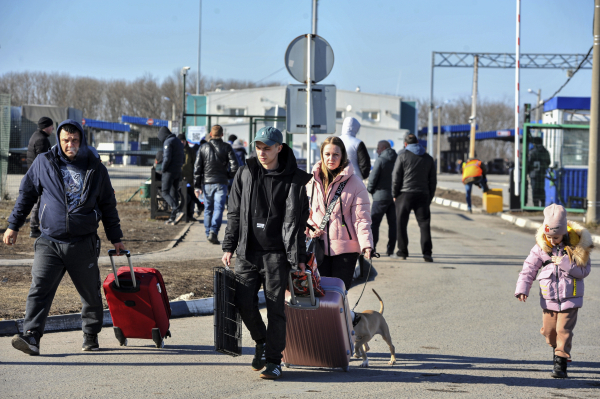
[181,67,191,132]
[527,88,542,123]
[436,100,451,175]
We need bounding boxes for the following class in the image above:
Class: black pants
[395,192,432,257]
[24,236,102,337]
[234,252,289,364]
[318,252,360,291]
[371,199,397,255]
[161,171,182,219]
[531,175,545,207]
[186,185,203,215]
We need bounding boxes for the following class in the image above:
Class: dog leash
[352,252,380,311]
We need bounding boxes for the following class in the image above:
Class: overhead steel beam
[433,51,593,69]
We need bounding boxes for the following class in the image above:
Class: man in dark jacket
[194,125,239,244]
[3,120,125,355]
[158,126,185,225]
[26,116,54,238]
[528,138,551,207]
[391,134,436,262]
[178,134,203,218]
[222,126,310,380]
[367,140,397,256]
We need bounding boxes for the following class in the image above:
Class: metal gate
[0,94,10,200]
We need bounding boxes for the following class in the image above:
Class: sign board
[187,126,206,144]
[497,130,511,137]
[285,34,334,84]
[286,85,336,134]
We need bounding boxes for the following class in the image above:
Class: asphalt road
[1,204,599,398]
[437,173,511,206]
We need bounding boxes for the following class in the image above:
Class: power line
[255,67,286,84]
[530,45,593,113]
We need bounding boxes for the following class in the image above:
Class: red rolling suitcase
[281,271,355,371]
[103,250,171,348]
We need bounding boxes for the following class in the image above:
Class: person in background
[233,139,248,167]
[308,136,373,290]
[462,158,489,213]
[367,140,397,257]
[222,126,310,380]
[339,117,371,180]
[528,137,551,207]
[157,127,185,225]
[227,134,238,145]
[194,125,239,244]
[178,134,203,220]
[4,120,124,355]
[26,116,54,238]
[392,134,436,262]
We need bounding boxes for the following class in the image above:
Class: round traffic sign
[285,34,334,84]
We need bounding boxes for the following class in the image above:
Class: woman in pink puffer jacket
[307,136,374,290]
[515,204,592,379]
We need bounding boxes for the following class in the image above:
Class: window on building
[362,111,380,122]
[336,110,344,120]
[228,108,245,116]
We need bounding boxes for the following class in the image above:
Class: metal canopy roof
[476,129,522,140]
[419,124,474,135]
[83,118,130,132]
[121,115,169,127]
[543,97,590,112]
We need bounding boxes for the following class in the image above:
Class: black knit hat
[38,116,53,129]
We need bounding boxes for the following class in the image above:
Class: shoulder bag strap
[318,178,348,230]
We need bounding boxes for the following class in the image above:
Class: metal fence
[0,94,10,200]
[521,123,589,213]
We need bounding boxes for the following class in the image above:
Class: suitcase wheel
[152,328,165,348]
[282,363,290,368]
[113,327,127,346]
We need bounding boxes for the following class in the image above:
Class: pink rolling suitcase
[282,271,355,371]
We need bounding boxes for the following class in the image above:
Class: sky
[0,0,594,104]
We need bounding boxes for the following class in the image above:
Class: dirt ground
[435,187,482,207]
[0,258,221,320]
[0,201,183,259]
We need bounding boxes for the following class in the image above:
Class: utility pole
[437,107,442,174]
[469,55,479,159]
[197,0,202,94]
[305,0,317,172]
[587,0,600,223]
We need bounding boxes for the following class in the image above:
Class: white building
[202,86,415,161]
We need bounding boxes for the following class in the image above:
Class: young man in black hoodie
[222,127,311,380]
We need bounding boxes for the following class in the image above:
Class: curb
[433,196,600,245]
[0,291,266,336]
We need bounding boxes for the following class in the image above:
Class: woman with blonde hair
[307,136,374,290]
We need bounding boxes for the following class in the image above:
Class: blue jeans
[203,183,228,236]
[465,176,488,209]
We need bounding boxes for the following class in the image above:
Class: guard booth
[519,97,590,213]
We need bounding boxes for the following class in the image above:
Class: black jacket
[194,138,239,187]
[357,141,371,179]
[392,145,437,201]
[367,147,397,202]
[27,129,51,168]
[158,130,184,174]
[222,144,312,268]
[9,120,122,243]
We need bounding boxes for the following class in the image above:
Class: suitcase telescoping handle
[287,270,316,306]
[107,249,136,289]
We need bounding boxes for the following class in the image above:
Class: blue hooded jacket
[8,119,123,243]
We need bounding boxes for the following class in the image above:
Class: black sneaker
[252,343,266,371]
[423,255,434,263]
[260,362,283,379]
[390,254,406,260]
[208,232,220,245]
[12,330,40,355]
[29,229,41,238]
[165,218,175,225]
[82,333,99,351]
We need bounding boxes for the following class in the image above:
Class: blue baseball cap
[252,127,283,147]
